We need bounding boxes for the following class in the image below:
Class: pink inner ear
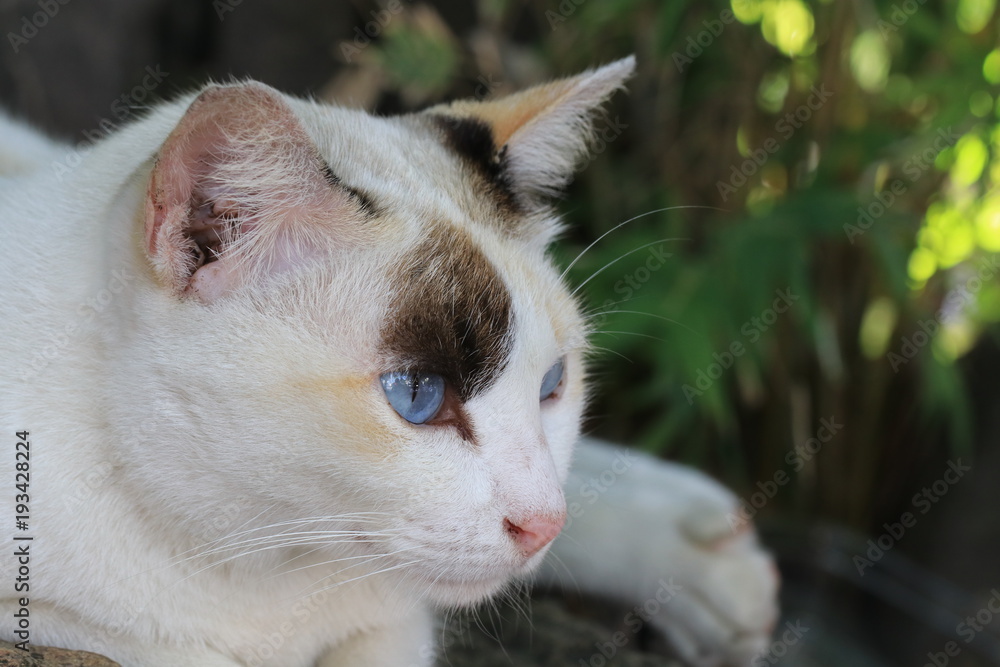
[145,83,356,301]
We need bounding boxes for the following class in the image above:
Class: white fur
[0,113,65,177]
[544,438,779,666]
[0,61,777,666]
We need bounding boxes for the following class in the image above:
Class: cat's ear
[429,56,635,203]
[144,82,361,302]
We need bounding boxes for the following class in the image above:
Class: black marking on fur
[381,226,514,407]
[432,114,520,215]
[343,185,378,217]
[320,159,378,217]
[436,115,495,170]
[320,159,340,188]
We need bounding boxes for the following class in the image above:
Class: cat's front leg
[316,606,435,667]
[547,437,781,666]
[121,648,244,667]
[6,606,246,667]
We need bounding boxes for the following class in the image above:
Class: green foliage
[350,0,999,529]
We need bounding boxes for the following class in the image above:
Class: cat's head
[120,57,634,606]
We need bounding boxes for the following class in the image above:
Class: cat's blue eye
[540,358,565,401]
[380,371,446,424]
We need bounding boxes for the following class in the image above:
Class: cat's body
[0,59,777,667]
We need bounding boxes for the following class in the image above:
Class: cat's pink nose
[504,513,566,557]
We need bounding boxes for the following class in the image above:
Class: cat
[0,56,777,666]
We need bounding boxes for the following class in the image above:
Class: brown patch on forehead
[380,226,513,403]
[431,114,521,217]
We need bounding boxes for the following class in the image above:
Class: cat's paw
[543,437,780,667]
[646,501,780,666]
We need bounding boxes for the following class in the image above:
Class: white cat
[0,57,777,666]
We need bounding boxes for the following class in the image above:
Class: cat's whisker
[282,557,413,603]
[570,237,687,297]
[196,525,400,550]
[167,514,396,562]
[466,605,483,645]
[587,309,702,337]
[435,609,449,660]
[482,597,509,657]
[510,580,534,632]
[559,205,720,281]
[171,529,402,565]
[275,549,399,577]
[594,330,670,344]
[258,534,402,578]
[164,529,404,584]
[539,550,581,597]
[101,509,363,587]
[586,344,634,363]
[582,294,645,314]
[418,567,450,609]
[139,541,356,608]
[580,296,655,328]
[173,537,384,577]
[262,541,363,575]
[278,544,421,581]
[152,539,415,608]
[388,567,419,614]
[166,512,393,561]
[525,583,535,634]
[306,558,426,597]
[180,502,280,555]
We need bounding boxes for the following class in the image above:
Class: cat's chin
[419,558,546,608]
[422,574,513,607]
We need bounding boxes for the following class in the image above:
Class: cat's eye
[380,371,446,424]
[540,358,565,401]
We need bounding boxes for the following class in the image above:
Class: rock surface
[0,641,119,667]
[437,596,683,667]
